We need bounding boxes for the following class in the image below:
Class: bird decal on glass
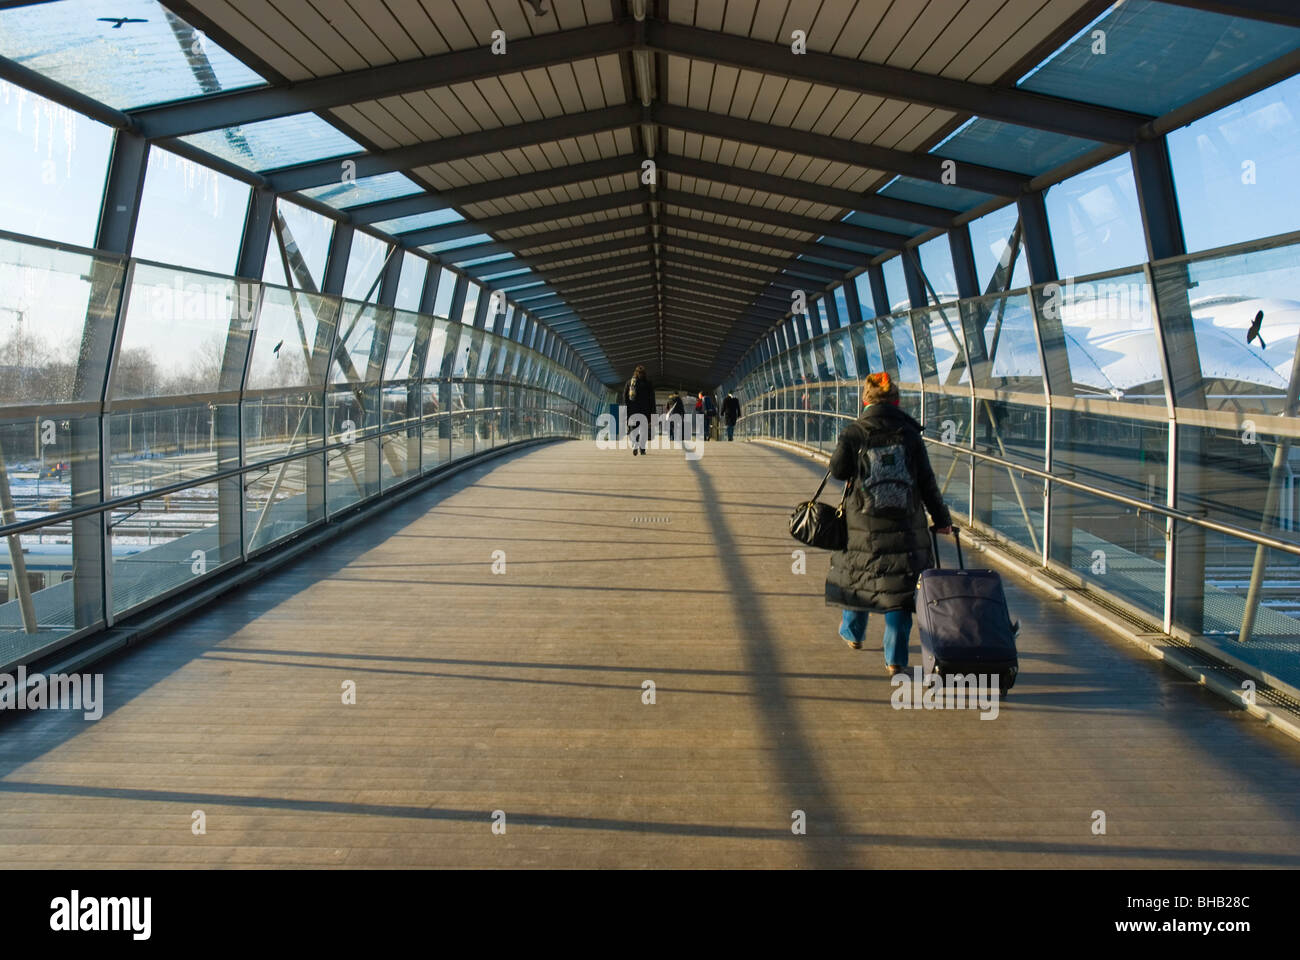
[523,0,550,16]
[98,17,148,28]
[1247,310,1266,349]
[272,340,284,358]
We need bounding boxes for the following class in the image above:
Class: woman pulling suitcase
[825,372,952,675]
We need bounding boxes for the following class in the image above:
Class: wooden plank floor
[2,438,1300,868]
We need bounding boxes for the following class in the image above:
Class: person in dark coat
[623,364,655,455]
[825,371,952,674]
[664,391,685,441]
[721,392,740,440]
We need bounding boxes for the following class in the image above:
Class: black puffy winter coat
[623,375,655,419]
[824,403,952,613]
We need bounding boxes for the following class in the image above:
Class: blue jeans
[726,423,735,440]
[840,609,914,667]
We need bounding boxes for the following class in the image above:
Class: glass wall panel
[326,437,380,515]
[342,232,390,302]
[1169,75,1300,253]
[881,256,909,312]
[1050,408,1168,618]
[247,287,337,391]
[857,320,884,376]
[918,233,958,302]
[105,401,238,497]
[1044,153,1147,279]
[132,148,250,276]
[0,516,103,665]
[924,305,969,386]
[0,238,123,407]
[1175,422,1292,535]
[421,383,449,472]
[833,329,855,379]
[242,391,322,463]
[963,292,1042,393]
[923,392,972,521]
[973,399,1047,551]
[0,81,114,247]
[262,200,332,291]
[112,264,254,400]
[423,318,453,381]
[244,453,325,554]
[833,285,854,328]
[109,480,237,616]
[1050,482,1166,620]
[383,310,421,383]
[393,252,428,312]
[1190,535,1300,677]
[0,412,100,521]
[853,272,877,319]
[1038,270,1164,404]
[888,313,922,420]
[967,203,1030,292]
[459,282,480,326]
[379,427,417,488]
[1151,237,1300,415]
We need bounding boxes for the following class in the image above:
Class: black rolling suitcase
[915,528,1020,692]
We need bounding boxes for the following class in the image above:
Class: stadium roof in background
[1,0,1296,386]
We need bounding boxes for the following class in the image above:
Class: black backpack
[855,428,916,518]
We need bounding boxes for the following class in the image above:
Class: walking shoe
[838,627,862,650]
[886,665,904,676]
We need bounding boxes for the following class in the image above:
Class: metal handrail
[736,412,1300,559]
[0,406,586,540]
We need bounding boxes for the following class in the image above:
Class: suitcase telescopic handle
[930,525,963,570]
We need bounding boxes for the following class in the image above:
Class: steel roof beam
[267,103,641,193]
[401,189,647,246]
[660,235,842,282]
[663,273,789,309]
[644,20,1149,145]
[662,253,806,292]
[535,296,656,320]
[661,154,957,229]
[529,283,657,312]
[665,267,795,304]
[663,296,785,322]
[662,308,770,334]
[658,189,904,250]
[346,155,640,223]
[1156,0,1300,27]
[130,21,639,138]
[530,253,655,286]
[526,235,651,266]
[654,103,1027,197]
[659,213,862,267]
[513,214,651,252]
[541,266,657,296]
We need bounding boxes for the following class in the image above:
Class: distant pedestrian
[701,392,717,440]
[623,364,655,456]
[721,392,740,441]
[664,392,685,441]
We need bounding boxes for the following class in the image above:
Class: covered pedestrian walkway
[1,440,1298,869]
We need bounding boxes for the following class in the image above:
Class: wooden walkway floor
[3,439,1300,868]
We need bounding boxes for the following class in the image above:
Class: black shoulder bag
[789,468,848,551]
